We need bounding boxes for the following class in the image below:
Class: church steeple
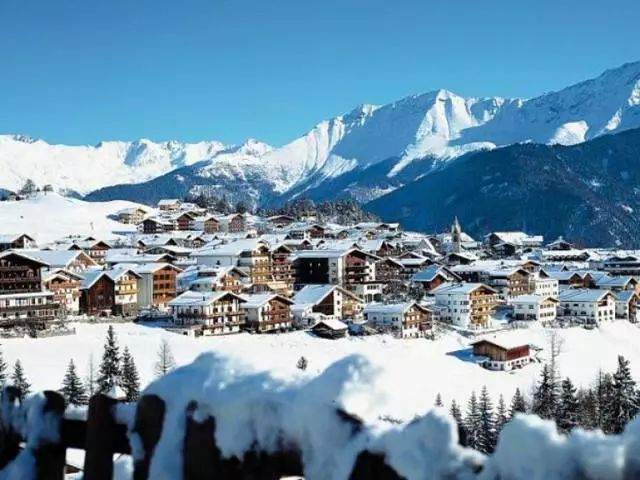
[451,217,462,253]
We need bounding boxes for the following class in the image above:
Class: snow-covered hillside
[2,61,640,203]
[4,321,640,421]
[0,192,140,243]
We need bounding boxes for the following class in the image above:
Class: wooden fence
[0,386,483,479]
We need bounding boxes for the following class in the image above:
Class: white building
[291,284,363,326]
[242,293,294,332]
[168,290,246,335]
[531,273,560,298]
[558,289,617,324]
[363,301,433,338]
[509,295,558,324]
[432,283,498,330]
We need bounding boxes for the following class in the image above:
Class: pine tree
[578,388,598,430]
[510,388,527,418]
[154,339,176,378]
[464,391,481,450]
[0,347,7,384]
[434,393,443,407]
[120,347,141,402]
[557,377,580,434]
[296,356,308,371]
[11,360,31,401]
[595,370,615,432]
[477,386,497,454]
[609,355,638,434]
[450,400,467,446]
[495,394,508,435]
[97,326,121,394]
[60,359,88,406]
[532,364,558,420]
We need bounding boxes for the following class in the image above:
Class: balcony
[0,266,32,272]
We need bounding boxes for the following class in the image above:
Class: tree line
[0,326,178,406]
[439,354,639,454]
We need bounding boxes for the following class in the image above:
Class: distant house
[79,271,116,316]
[242,294,294,333]
[116,207,147,225]
[0,233,36,251]
[142,217,176,234]
[67,240,111,264]
[27,249,98,273]
[411,265,461,292]
[615,290,639,322]
[157,199,182,211]
[268,215,296,228]
[509,295,558,324]
[292,284,364,325]
[558,289,616,324]
[311,319,348,339]
[471,334,531,371]
[169,290,246,336]
[364,301,433,338]
[193,215,221,234]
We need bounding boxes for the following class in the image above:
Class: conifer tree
[120,347,141,402]
[610,355,638,434]
[510,388,527,418]
[97,326,121,394]
[595,370,615,432]
[11,360,31,401]
[450,400,467,446]
[557,377,580,434]
[465,391,481,450]
[60,359,88,406]
[532,364,558,420]
[85,354,97,398]
[434,393,443,407]
[478,386,497,454]
[0,347,7,384]
[495,394,509,435]
[578,388,598,430]
[154,339,176,378]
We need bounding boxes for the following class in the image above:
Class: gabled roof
[157,199,181,206]
[80,270,113,290]
[558,289,615,303]
[615,290,638,303]
[0,250,49,268]
[509,295,558,304]
[118,262,182,275]
[0,233,35,244]
[191,238,268,257]
[104,267,142,282]
[431,282,497,295]
[364,301,429,315]
[241,294,294,308]
[42,268,84,283]
[168,290,245,307]
[25,249,97,269]
[411,265,460,283]
[471,331,531,351]
[313,319,348,331]
[293,284,362,308]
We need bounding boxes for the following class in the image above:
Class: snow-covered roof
[157,199,181,206]
[471,331,531,350]
[104,267,142,281]
[487,232,544,246]
[411,265,454,282]
[192,238,267,257]
[168,290,245,307]
[431,282,497,295]
[0,233,35,243]
[121,262,181,275]
[293,284,336,307]
[364,301,420,315]
[595,276,636,288]
[559,289,615,303]
[80,270,111,290]
[0,250,49,267]
[25,249,97,268]
[241,293,293,308]
[313,319,348,331]
[509,295,558,304]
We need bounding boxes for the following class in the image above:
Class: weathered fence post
[82,394,119,480]
[132,394,165,480]
[0,386,22,469]
[34,390,66,480]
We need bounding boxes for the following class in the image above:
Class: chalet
[558,289,616,324]
[375,258,405,284]
[541,250,592,262]
[172,212,196,231]
[0,251,59,329]
[485,232,544,249]
[242,294,294,333]
[126,263,182,307]
[540,270,590,289]
[546,236,575,251]
[267,215,296,228]
[411,265,461,292]
[169,290,246,336]
[157,199,182,211]
[67,240,111,264]
[600,254,640,276]
[79,271,116,316]
[27,250,98,273]
[443,252,478,266]
[184,266,248,293]
[292,284,364,326]
[105,250,174,268]
[615,291,639,322]
[142,217,176,234]
[485,268,534,301]
[509,295,558,324]
[116,207,147,225]
[471,334,531,371]
[311,319,348,339]
[193,215,221,234]
[0,234,36,252]
[105,267,141,315]
[282,223,326,240]
[364,301,433,338]
[270,244,295,291]
[358,239,397,258]
[530,271,560,298]
[594,275,638,292]
[43,269,82,315]
[217,214,245,233]
[432,283,498,330]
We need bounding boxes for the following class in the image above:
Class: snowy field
[0,193,141,243]
[3,321,640,420]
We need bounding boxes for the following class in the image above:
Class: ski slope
[0,193,140,244]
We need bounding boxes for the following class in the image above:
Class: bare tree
[84,353,97,397]
[154,339,177,378]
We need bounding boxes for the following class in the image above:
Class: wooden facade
[80,274,116,315]
[152,266,179,305]
[472,339,530,371]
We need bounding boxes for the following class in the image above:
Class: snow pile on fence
[136,352,640,479]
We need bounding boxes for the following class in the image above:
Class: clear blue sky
[0,0,638,147]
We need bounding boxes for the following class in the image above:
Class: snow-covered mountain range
[2,61,639,204]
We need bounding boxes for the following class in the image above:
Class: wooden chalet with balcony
[67,239,111,265]
[142,217,176,234]
[28,250,98,273]
[79,271,116,316]
[105,267,141,315]
[364,301,433,338]
[43,269,82,315]
[0,234,37,252]
[242,294,294,332]
[471,334,531,371]
[169,290,247,336]
[157,199,182,211]
[0,251,59,329]
[128,263,182,307]
[432,282,498,330]
[291,284,364,326]
[411,265,461,292]
[185,266,248,294]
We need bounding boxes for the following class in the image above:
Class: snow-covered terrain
[2,61,639,204]
[0,192,140,243]
[4,321,640,421]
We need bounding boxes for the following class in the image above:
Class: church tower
[451,217,462,253]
